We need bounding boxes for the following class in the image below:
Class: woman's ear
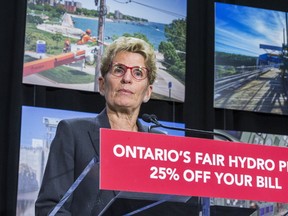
[143,85,153,103]
[143,96,150,103]
[98,76,105,96]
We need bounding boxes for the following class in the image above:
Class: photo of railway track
[214,3,288,115]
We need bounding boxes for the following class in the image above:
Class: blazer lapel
[88,109,149,159]
[88,109,111,160]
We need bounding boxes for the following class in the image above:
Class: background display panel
[16,106,185,216]
[214,2,288,115]
[23,0,187,102]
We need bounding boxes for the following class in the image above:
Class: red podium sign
[100,129,288,203]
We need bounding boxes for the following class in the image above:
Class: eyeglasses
[110,62,149,80]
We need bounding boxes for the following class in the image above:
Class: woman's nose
[121,69,133,83]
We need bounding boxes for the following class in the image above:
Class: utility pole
[282,13,288,81]
[94,0,107,92]
[284,13,288,91]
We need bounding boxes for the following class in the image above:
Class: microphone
[142,113,160,126]
[142,114,233,141]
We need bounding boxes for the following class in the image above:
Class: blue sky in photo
[215,2,287,57]
[80,0,187,24]
[20,106,96,147]
[20,106,185,147]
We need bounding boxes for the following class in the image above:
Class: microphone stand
[146,117,233,142]
[48,157,98,216]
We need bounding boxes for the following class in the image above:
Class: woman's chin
[114,102,138,112]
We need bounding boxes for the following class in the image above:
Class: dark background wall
[0,0,287,215]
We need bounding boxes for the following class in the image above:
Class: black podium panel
[99,192,257,216]
[210,205,257,216]
[99,192,200,216]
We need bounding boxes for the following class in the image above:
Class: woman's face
[99,51,153,112]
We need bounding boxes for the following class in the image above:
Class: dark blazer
[35,109,154,215]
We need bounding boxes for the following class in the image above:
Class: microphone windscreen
[150,114,158,121]
[142,114,152,123]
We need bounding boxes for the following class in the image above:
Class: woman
[35,37,158,215]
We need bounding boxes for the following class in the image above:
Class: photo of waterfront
[23,0,187,102]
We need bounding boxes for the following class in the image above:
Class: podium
[98,191,257,216]
[99,192,201,216]
[210,206,257,216]
[100,129,287,215]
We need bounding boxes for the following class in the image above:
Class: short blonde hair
[100,37,157,84]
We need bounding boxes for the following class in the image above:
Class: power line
[130,0,185,19]
[112,0,129,4]
[112,0,185,19]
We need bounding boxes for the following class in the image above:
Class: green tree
[51,33,63,47]
[215,52,257,67]
[55,4,66,15]
[159,41,179,66]
[43,4,53,12]
[26,15,44,25]
[159,18,186,83]
[25,32,37,51]
[75,8,83,15]
[165,19,186,54]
